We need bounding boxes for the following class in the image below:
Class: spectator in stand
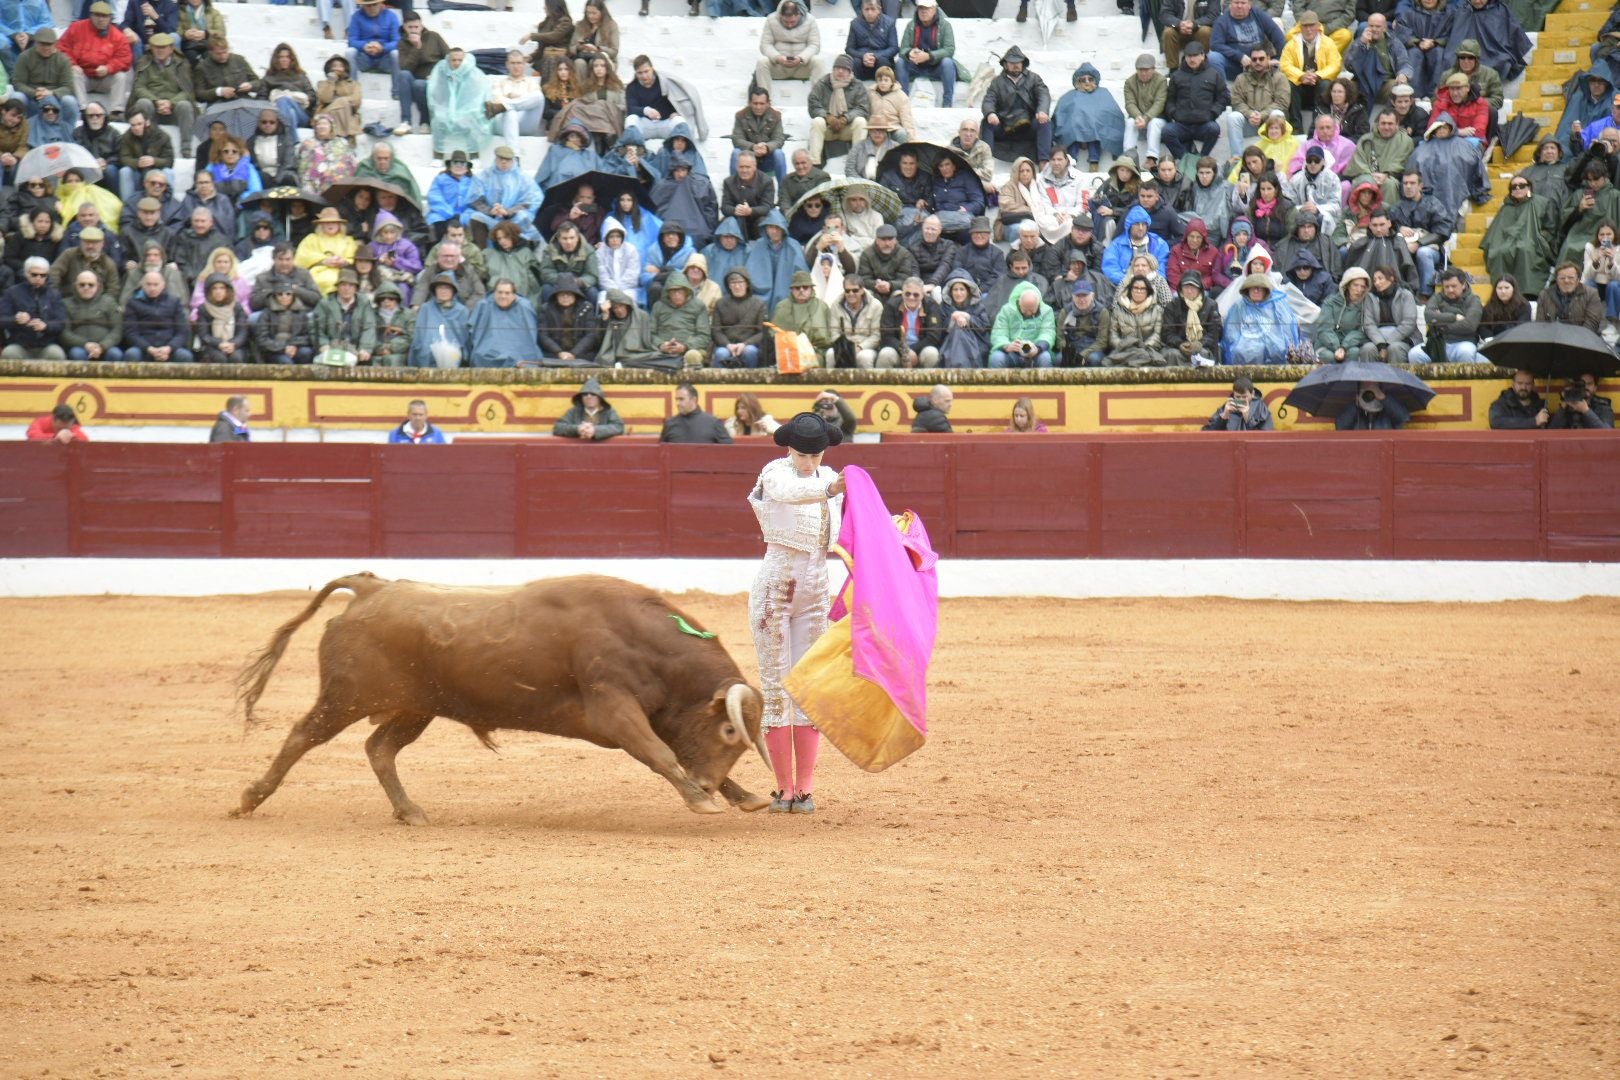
[989,281,1055,369]
[1203,376,1274,430]
[755,0,827,94]
[1410,268,1483,364]
[727,392,780,438]
[651,155,719,247]
[857,225,916,306]
[877,275,942,368]
[8,29,83,130]
[1162,43,1227,161]
[111,110,171,206]
[1439,39,1503,114]
[1558,163,1620,268]
[50,225,119,295]
[1284,144,1342,236]
[192,271,248,362]
[251,242,320,312]
[62,270,126,361]
[1164,269,1222,363]
[1057,278,1108,367]
[393,13,446,136]
[0,257,67,359]
[910,383,952,432]
[721,153,778,244]
[123,267,192,361]
[1209,0,1285,81]
[485,50,546,148]
[345,0,401,122]
[426,48,490,160]
[770,269,835,357]
[951,116,996,198]
[778,148,829,215]
[407,272,470,365]
[127,32,194,156]
[1222,273,1300,363]
[946,215,1003,297]
[467,278,538,368]
[980,46,1050,164]
[1160,0,1220,71]
[807,55,869,167]
[1290,114,1356,176]
[426,151,478,241]
[176,0,225,68]
[896,0,955,107]
[58,3,133,121]
[1052,64,1123,173]
[208,395,251,443]
[253,282,314,365]
[1314,264,1369,361]
[534,272,600,365]
[195,35,264,112]
[907,214,958,290]
[846,0,898,82]
[1102,206,1170,286]
[260,42,315,133]
[26,404,89,443]
[731,88,787,179]
[1229,42,1291,159]
[296,207,359,296]
[1360,263,1419,362]
[625,55,685,142]
[709,268,766,368]
[1583,221,1620,340]
[0,101,29,188]
[2,1,53,70]
[1343,14,1411,104]
[1345,108,1413,205]
[1389,170,1450,301]
[1336,381,1410,429]
[1279,12,1343,130]
[831,274,882,367]
[310,268,377,364]
[649,273,711,368]
[1401,0,1454,100]
[1443,0,1530,85]
[469,146,542,248]
[1537,263,1604,333]
[389,400,446,444]
[1345,211,1417,289]
[660,382,733,443]
[553,376,624,440]
[120,198,174,274]
[1478,273,1531,339]
[1122,53,1167,171]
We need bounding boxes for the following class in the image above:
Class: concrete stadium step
[1470,281,1493,302]
[1544,8,1612,37]
[1464,211,1498,233]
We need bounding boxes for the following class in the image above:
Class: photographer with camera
[1202,375,1275,431]
[1336,380,1410,430]
[812,388,857,438]
[1548,374,1616,429]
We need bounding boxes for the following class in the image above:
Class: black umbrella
[324,177,421,211]
[1498,115,1543,161]
[534,170,652,234]
[194,99,275,142]
[1282,360,1436,418]
[239,186,328,236]
[1479,322,1620,380]
[878,140,977,181]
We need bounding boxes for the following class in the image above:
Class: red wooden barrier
[3,434,1618,562]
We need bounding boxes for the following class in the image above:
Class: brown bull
[232,573,772,824]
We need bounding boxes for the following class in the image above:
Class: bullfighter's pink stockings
[765,727,795,795]
[792,726,820,795]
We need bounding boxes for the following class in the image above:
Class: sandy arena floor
[0,591,1616,1078]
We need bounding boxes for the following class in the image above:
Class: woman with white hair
[0,257,67,360]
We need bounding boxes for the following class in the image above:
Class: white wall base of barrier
[2,558,1617,603]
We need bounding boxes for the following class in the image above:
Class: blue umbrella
[1282,361,1436,418]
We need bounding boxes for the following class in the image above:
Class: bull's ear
[709,686,729,714]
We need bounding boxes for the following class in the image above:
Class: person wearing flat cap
[747,410,847,815]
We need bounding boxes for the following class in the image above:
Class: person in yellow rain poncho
[56,171,122,229]
[296,206,360,295]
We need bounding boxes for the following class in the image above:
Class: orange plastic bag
[765,321,815,375]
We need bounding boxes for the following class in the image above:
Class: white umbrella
[15,142,104,186]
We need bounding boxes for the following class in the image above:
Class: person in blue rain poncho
[647,120,708,181]
[745,208,804,312]
[1221,272,1300,364]
[426,150,479,237]
[469,146,541,245]
[466,278,539,367]
[599,129,651,179]
[1052,63,1125,170]
[701,217,751,288]
[408,272,472,368]
[534,120,601,189]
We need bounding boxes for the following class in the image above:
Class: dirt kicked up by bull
[230,573,774,825]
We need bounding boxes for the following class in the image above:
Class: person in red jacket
[25,405,90,444]
[1437,72,1491,152]
[58,2,134,121]
[1167,216,1223,294]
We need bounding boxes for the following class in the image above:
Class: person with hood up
[936,267,988,367]
[1284,248,1333,308]
[369,282,414,367]
[988,279,1055,368]
[596,288,669,368]
[407,272,471,368]
[192,271,249,363]
[465,278,537,367]
[1164,269,1222,364]
[1336,381,1411,429]
[1480,173,1556,293]
[700,216,751,289]
[1102,206,1171,286]
[1093,155,1142,234]
[712,267,768,367]
[650,155,719,247]
[1162,42,1228,160]
[554,376,624,439]
[1333,178,1384,247]
[252,279,314,365]
[595,218,643,305]
[537,272,601,365]
[910,383,952,431]
[598,129,651,183]
[650,271,711,368]
[1167,218,1222,295]
[426,48,490,159]
[980,46,1051,163]
[1564,72,1617,151]
[1184,157,1231,243]
[534,120,601,190]
[1276,208,1341,281]
[1313,264,1369,361]
[1221,272,1301,363]
[1104,273,1169,367]
[369,211,423,305]
[641,222,697,305]
[744,208,804,313]
[1358,263,1420,362]
[1053,64,1124,172]
[1441,0,1530,85]
[1219,217,1258,284]
[1557,162,1620,267]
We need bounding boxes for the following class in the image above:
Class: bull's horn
[726,683,772,773]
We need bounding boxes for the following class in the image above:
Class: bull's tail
[236,573,387,730]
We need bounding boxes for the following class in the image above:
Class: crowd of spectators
[0,0,1616,432]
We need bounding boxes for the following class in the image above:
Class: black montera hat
[774,411,844,454]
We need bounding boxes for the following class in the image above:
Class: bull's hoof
[685,795,728,815]
[732,791,772,813]
[393,805,430,826]
[227,805,252,819]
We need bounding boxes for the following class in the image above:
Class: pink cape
[830,466,939,740]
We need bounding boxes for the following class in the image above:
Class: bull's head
[666,680,770,813]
